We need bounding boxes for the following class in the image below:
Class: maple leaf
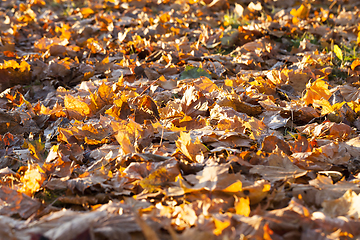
[90,82,114,111]
[64,95,93,119]
[0,186,41,219]
[139,159,180,192]
[105,99,132,120]
[181,86,209,117]
[302,79,332,105]
[133,95,160,124]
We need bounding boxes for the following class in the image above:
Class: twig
[140,78,160,96]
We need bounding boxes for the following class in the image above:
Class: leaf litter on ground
[2,0,360,239]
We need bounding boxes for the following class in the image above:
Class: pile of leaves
[2,0,360,239]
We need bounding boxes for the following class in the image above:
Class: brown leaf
[261,136,292,155]
[322,190,360,218]
[181,86,209,118]
[0,186,41,218]
[106,99,132,120]
[250,148,307,183]
[134,95,160,124]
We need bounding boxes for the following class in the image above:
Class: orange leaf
[116,131,135,154]
[351,59,360,71]
[90,82,114,110]
[81,7,94,18]
[105,99,131,120]
[134,95,160,124]
[64,95,93,119]
[1,132,14,146]
[194,77,219,93]
[263,223,274,240]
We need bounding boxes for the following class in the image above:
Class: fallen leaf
[176,131,208,163]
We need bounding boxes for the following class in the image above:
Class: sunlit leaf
[213,217,231,236]
[81,7,95,18]
[90,82,114,110]
[302,78,332,105]
[351,59,360,71]
[235,196,250,216]
[176,131,208,163]
[18,165,46,196]
[64,95,93,119]
[223,180,242,192]
[333,44,343,61]
[290,4,311,19]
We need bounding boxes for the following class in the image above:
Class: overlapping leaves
[1,0,360,239]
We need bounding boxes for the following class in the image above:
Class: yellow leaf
[84,137,108,145]
[195,77,218,93]
[115,131,135,154]
[223,180,242,193]
[290,4,311,19]
[105,99,131,120]
[312,99,333,115]
[334,44,343,61]
[302,79,331,105]
[55,23,71,40]
[140,166,179,192]
[19,165,46,196]
[159,13,170,23]
[213,218,231,236]
[244,117,267,140]
[348,101,360,113]
[224,79,234,87]
[292,16,299,24]
[19,61,31,72]
[1,60,19,69]
[235,196,250,217]
[179,115,193,123]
